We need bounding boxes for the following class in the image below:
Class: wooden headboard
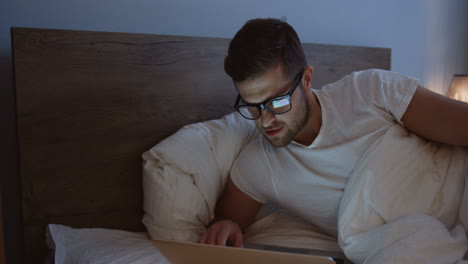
[11,27,390,262]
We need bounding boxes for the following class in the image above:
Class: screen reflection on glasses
[234,70,303,120]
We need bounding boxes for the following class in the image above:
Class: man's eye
[272,98,290,108]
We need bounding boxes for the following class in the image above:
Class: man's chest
[264,133,385,234]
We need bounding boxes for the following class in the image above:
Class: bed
[11,27,391,263]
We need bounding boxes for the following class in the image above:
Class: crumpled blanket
[338,124,468,264]
[143,113,468,262]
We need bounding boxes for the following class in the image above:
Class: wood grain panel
[12,27,390,263]
[304,43,391,89]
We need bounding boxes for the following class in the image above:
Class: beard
[258,91,309,147]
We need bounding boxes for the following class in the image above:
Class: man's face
[235,64,309,147]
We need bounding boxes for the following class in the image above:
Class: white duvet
[338,124,468,263]
[142,113,468,263]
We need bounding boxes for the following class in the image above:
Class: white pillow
[47,224,169,264]
[142,112,258,242]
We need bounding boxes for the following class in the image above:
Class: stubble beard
[260,92,309,147]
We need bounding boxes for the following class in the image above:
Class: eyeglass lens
[238,96,292,119]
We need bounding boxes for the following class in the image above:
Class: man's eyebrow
[240,96,271,105]
[240,81,292,105]
[240,92,286,105]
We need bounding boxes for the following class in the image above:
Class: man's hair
[224,18,307,83]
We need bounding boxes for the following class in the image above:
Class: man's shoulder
[239,135,271,156]
[346,69,415,85]
[334,69,393,85]
[319,69,413,96]
[235,135,289,164]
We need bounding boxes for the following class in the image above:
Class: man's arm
[199,176,262,247]
[215,176,263,230]
[401,85,468,146]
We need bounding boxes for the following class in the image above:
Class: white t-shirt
[230,69,420,237]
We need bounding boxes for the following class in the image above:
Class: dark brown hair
[224,18,307,83]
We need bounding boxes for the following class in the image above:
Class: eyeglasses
[234,70,303,120]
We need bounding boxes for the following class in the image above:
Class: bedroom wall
[0,0,467,263]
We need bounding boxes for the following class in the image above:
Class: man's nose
[260,108,275,128]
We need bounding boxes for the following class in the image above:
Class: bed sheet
[48,207,344,264]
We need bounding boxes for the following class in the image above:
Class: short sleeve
[230,139,271,204]
[351,69,420,125]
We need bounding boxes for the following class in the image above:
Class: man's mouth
[265,127,283,137]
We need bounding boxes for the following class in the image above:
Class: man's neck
[293,90,322,146]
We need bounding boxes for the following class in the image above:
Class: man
[199,18,468,249]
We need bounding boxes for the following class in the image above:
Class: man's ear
[302,66,314,90]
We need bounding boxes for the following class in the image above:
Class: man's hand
[198,176,261,248]
[198,219,243,247]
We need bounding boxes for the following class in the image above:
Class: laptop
[152,239,339,264]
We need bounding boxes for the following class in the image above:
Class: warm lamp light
[447,75,468,102]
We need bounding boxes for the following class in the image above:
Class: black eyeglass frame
[233,69,304,120]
